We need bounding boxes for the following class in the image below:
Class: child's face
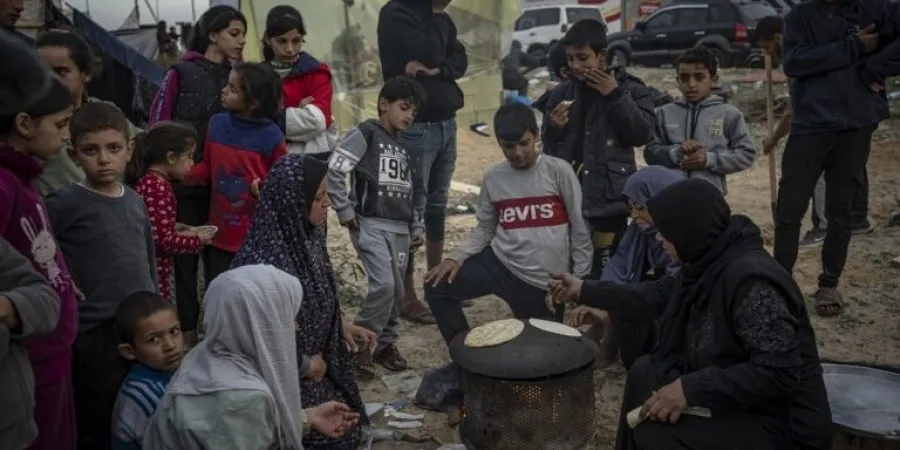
[210,20,246,61]
[221,70,246,112]
[72,128,132,186]
[565,45,605,82]
[307,177,331,227]
[15,107,73,161]
[677,63,715,103]
[118,309,185,372]
[758,35,782,65]
[498,130,540,170]
[167,147,195,181]
[380,98,416,132]
[39,46,90,100]
[267,29,304,64]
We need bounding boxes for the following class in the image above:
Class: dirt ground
[325,68,900,449]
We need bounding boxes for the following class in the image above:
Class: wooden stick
[765,55,778,220]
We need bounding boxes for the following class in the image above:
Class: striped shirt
[112,364,174,450]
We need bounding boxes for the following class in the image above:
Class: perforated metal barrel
[449,320,598,450]
[458,364,595,450]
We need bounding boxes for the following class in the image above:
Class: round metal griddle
[449,320,598,380]
[823,362,900,440]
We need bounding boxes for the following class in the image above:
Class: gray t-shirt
[44,184,157,332]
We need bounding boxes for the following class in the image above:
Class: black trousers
[425,247,564,345]
[205,246,235,284]
[614,356,786,450]
[73,320,130,450]
[773,127,874,288]
[173,185,210,332]
[587,216,629,278]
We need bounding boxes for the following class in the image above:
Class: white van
[512,3,617,56]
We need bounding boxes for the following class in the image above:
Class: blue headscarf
[601,166,685,283]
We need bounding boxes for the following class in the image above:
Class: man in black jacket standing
[0,0,27,42]
[774,0,900,318]
[378,0,467,324]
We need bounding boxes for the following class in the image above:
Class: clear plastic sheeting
[240,0,521,126]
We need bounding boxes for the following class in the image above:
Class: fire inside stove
[449,319,599,450]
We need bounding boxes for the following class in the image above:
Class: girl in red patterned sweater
[126,122,214,310]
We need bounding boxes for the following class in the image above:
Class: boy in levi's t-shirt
[423,103,594,347]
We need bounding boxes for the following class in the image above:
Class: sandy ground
[325,69,900,449]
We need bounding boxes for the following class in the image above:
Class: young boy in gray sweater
[44,102,157,450]
[327,76,426,379]
[425,103,593,348]
[644,47,756,195]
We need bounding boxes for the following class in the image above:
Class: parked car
[606,0,777,68]
[512,5,608,57]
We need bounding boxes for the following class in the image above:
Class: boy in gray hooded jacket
[644,47,756,194]
[0,238,60,450]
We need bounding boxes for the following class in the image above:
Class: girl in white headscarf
[143,265,359,450]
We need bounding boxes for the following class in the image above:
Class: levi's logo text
[494,195,569,230]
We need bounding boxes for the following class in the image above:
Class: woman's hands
[342,321,375,353]
[641,378,687,424]
[546,272,584,311]
[571,305,609,328]
[305,401,360,438]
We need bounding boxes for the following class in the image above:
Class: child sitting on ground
[126,122,212,309]
[327,76,427,379]
[44,102,158,450]
[183,62,287,281]
[644,46,756,195]
[111,291,184,450]
[425,103,593,347]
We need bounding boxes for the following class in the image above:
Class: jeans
[425,247,563,346]
[397,119,457,242]
[773,127,874,288]
[351,220,410,352]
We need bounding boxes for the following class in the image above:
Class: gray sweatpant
[351,219,410,352]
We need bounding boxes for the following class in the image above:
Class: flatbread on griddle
[464,319,525,348]
[529,318,581,337]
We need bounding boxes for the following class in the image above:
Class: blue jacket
[783,0,900,132]
[600,166,684,284]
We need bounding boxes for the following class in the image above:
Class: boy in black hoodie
[774,0,900,317]
[542,19,656,275]
[377,0,467,324]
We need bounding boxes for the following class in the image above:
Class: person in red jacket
[183,63,288,282]
[264,5,336,160]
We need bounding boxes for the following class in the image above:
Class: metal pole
[191,0,196,21]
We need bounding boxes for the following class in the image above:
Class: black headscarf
[647,179,761,378]
[301,156,328,216]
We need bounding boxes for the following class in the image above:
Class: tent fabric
[114,27,159,62]
[70,8,165,86]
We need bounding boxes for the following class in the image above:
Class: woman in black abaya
[549,179,832,450]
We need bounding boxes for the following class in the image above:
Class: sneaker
[851,221,875,235]
[798,228,826,248]
[353,351,377,381]
[373,345,408,372]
